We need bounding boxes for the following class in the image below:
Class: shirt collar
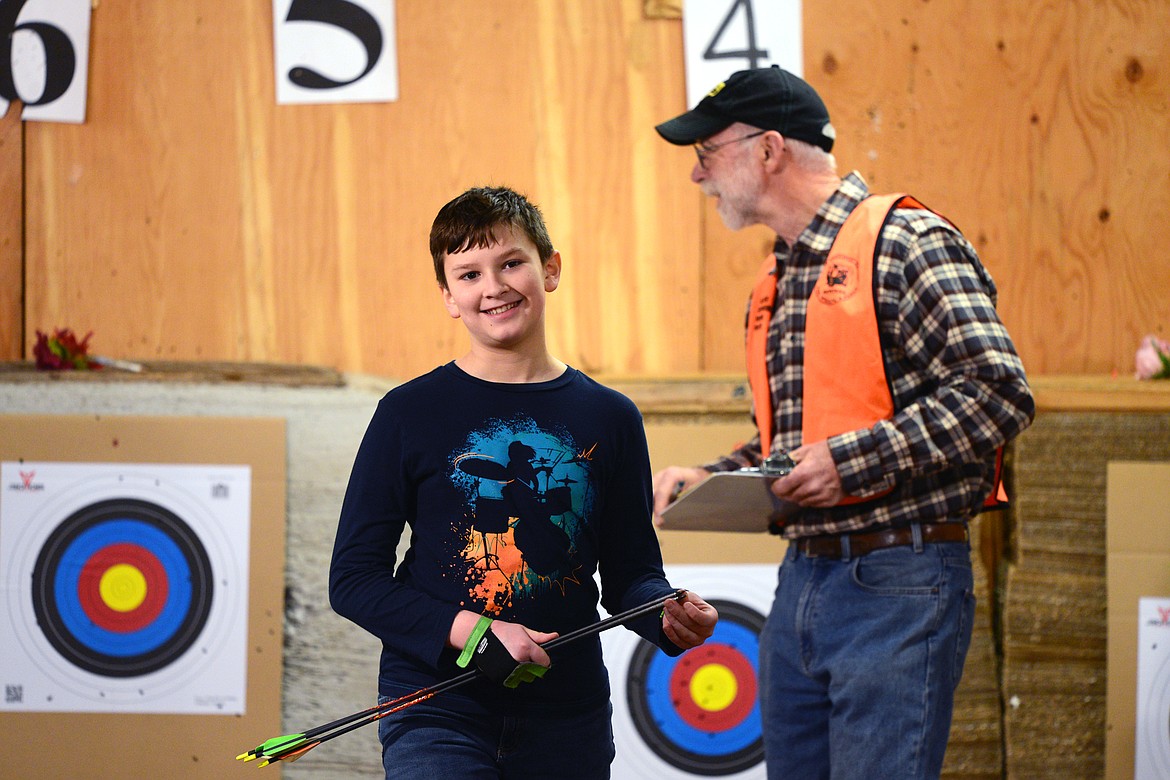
[776,171,870,262]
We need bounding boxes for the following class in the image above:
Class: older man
[652,66,1035,779]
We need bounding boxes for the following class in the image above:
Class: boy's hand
[661,591,718,650]
[456,616,558,688]
[490,619,557,668]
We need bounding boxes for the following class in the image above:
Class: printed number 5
[283,0,383,89]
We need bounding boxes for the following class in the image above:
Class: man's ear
[543,251,562,293]
[760,131,786,172]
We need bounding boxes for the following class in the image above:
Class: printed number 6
[0,0,76,106]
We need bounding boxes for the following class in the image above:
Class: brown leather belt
[795,523,968,559]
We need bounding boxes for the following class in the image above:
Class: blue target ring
[627,599,765,775]
[32,498,213,677]
[641,621,761,754]
[53,519,193,657]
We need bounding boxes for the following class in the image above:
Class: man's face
[691,127,767,231]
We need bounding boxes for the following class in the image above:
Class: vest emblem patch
[815,255,860,305]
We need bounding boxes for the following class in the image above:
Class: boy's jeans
[377,696,614,779]
[759,534,975,780]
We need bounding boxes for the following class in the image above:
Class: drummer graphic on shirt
[450,418,595,613]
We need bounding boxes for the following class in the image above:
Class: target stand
[0,413,284,780]
[602,564,774,779]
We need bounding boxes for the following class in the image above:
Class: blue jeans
[376,696,615,779]
[759,533,975,780]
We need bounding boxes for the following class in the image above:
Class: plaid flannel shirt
[705,172,1035,538]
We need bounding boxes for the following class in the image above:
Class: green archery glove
[456,616,550,688]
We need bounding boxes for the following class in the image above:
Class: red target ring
[668,642,758,732]
[77,543,169,634]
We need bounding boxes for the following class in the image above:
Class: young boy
[329,186,718,779]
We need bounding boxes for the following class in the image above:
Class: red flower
[33,328,101,370]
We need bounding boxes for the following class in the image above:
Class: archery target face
[0,462,250,714]
[602,564,775,779]
[1136,598,1170,777]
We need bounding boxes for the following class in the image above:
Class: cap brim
[654,109,732,146]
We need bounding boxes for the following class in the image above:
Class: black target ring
[31,498,214,678]
[626,598,765,775]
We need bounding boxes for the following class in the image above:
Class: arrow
[236,732,307,762]
[237,589,686,767]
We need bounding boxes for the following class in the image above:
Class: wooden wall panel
[700,0,1170,376]
[0,108,19,359]
[13,0,1170,379]
[22,0,702,380]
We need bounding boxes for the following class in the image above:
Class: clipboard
[657,471,800,533]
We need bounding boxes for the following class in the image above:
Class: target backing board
[0,461,251,714]
[1105,462,1170,777]
[1136,598,1170,778]
[602,563,775,779]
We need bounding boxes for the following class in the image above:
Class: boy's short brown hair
[429,187,555,288]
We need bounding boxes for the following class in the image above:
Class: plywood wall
[4,0,1168,380]
[0,109,20,359]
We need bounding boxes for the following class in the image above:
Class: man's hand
[652,466,711,523]
[770,440,844,507]
[661,591,718,650]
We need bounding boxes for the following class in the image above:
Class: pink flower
[1135,334,1170,380]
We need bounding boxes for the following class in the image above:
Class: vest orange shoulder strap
[803,194,907,447]
[747,256,779,449]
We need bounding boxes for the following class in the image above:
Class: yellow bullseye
[689,663,738,712]
[99,563,148,612]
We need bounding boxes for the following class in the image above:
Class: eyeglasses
[693,130,766,169]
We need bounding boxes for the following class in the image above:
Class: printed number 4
[703,0,769,70]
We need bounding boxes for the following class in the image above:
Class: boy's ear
[440,284,461,319]
[543,251,562,293]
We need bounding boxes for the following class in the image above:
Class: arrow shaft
[251,589,686,764]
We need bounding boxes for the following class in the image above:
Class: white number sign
[273,0,398,105]
[0,0,90,123]
[682,0,803,110]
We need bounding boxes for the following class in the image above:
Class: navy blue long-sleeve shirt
[330,363,680,715]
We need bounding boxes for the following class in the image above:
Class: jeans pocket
[850,546,941,595]
[950,563,977,685]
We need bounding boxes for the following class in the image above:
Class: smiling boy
[329,186,717,779]
[437,208,562,381]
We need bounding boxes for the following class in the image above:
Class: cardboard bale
[1003,692,1106,778]
[1001,411,1170,778]
[942,513,1004,778]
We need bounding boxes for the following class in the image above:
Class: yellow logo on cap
[707,82,727,98]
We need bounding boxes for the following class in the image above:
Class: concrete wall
[1,376,396,777]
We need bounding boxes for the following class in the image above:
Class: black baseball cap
[655,65,836,153]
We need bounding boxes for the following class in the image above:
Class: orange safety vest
[746,194,1008,511]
